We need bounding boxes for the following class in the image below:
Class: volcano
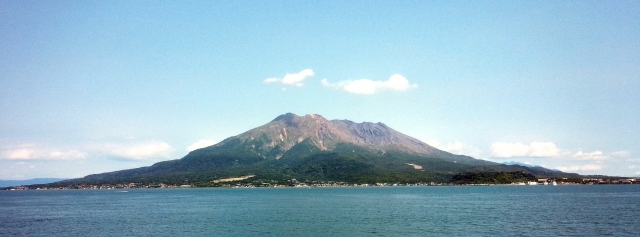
[56,113,575,186]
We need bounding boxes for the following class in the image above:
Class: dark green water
[1,185,639,236]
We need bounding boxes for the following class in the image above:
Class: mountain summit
[50,113,575,186]
[213,113,441,159]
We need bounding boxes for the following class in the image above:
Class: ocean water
[1,185,639,237]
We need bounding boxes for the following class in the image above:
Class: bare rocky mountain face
[210,113,443,159]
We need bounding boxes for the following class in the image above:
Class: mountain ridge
[209,113,443,159]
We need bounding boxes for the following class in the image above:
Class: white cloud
[556,164,602,172]
[263,69,314,87]
[426,140,481,157]
[572,151,607,161]
[321,74,417,95]
[611,151,631,158]
[491,142,559,158]
[490,141,627,163]
[5,148,34,160]
[491,142,529,157]
[48,150,87,159]
[93,141,174,161]
[1,145,87,160]
[1,140,176,162]
[187,139,217,151]
[528,142,560,157]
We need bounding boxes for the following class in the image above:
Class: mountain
[233,113,441,156]
[0,178,66,188]
[45,113,577,187]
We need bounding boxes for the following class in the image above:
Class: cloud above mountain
[1,145,87,160]
[556,164,602,172]
[491,142,560,158]
[321,74,417,95]
[90,141,174,161]
[490,141,618,162]
[262,70,417,95]
[187,139,217,151]
[572,151,607,161]
[263,69,314,87]
[487,141,637,175]
[425,140,481,157]
[1,139,177,162]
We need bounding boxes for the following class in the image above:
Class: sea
[1,185,639,237]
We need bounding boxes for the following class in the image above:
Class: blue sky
[1,1,639,179]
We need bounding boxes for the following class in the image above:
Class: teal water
[1,185,639,236]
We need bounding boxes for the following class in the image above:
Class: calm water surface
[1,185,639,236]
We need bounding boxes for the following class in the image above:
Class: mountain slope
[49,113,577,186]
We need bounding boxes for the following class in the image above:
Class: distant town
[3,177,638,190]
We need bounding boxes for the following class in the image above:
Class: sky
[1,0,639,179]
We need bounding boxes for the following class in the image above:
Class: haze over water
[2,185,638,236]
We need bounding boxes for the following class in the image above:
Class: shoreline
[3,181,638,191]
